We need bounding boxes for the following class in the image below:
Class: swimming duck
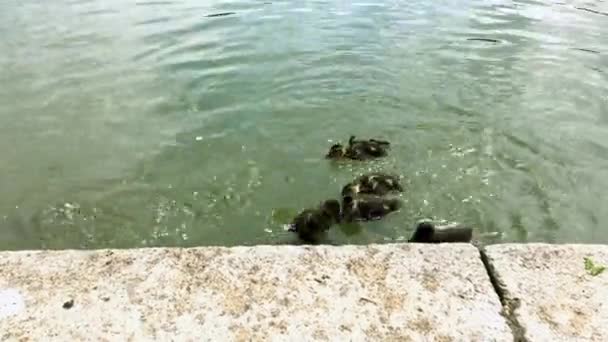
[326,136,391,160]
[342,173,403,198]
[288,199,341,243]
[341,194,401,222]
[408,220,473,243]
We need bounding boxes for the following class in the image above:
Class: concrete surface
[484,244,608,342]
[0,244,512,341]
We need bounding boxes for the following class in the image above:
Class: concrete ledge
[484,244,608,342]
[0,244,512,341]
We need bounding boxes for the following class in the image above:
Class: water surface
[1,0,608,249]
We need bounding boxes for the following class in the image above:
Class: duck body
[326,136,391,160]
[342,173,403,198]
[408,221,473,243]
[345,136,390,160]
[289,199,341,243]
[341,194,401,222]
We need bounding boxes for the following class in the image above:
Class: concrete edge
[1,243,514,341]
[2,242,606,341]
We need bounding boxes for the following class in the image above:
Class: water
[1,0,607,250]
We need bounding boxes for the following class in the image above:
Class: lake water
[1,0,607,249]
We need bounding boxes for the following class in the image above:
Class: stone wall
[1,244,606,341]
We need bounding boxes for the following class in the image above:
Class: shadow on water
[206,12,237,18]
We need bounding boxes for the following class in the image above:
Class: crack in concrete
[478,247,529,342]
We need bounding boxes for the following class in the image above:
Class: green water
[1,0,607,249]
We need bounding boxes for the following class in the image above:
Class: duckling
[288,199,341,243]
[342,173,403,198]
[349,135,390,150]
[341,194,401,222]
[346,135,391,160]
[408,220,473,243]
[326,136,390,160]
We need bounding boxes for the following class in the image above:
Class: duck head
[348,135,357,146]
[341,183,360,198]
[320,199,341,222]
[340,194,356,220]
[326,144,345,159]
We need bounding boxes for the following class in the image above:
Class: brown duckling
[342,173,403,198]
[408,220,473,243]
[349,135,390,149]
[341,194,401,222]
[288,199,341,243]
[326,136,390,160]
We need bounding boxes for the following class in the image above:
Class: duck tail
[388,198,402,211]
